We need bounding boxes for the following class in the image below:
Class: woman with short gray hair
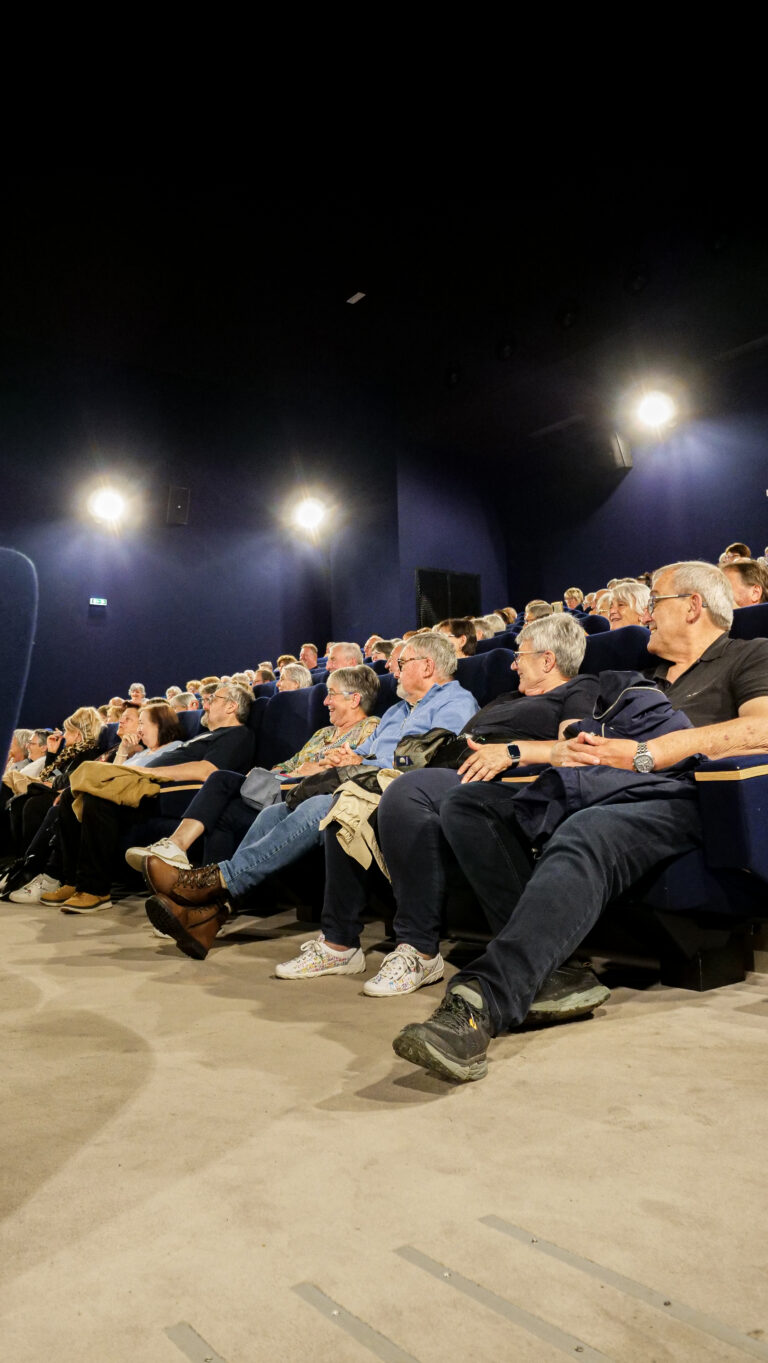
[608,581,651,630]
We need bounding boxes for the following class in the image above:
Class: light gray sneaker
[8,873,61,904]
[363,943,444,996]
[125,837,191,873]
[275,935,365,979]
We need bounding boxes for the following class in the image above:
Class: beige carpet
[2,896,767,1363]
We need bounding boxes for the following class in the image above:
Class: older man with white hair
[394,560,768,1082]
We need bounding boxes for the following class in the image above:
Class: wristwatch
[506,742,522,768]
[632,741,655,773]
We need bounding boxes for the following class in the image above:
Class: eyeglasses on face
[511,649,549,667]
[398,655,429,667]
[326,689,356,698]
[647,592,699,614]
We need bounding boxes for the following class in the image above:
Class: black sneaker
[392,980,493,1083]
[524,961,610,1025]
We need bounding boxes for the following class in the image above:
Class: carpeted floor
[2,894,767,1363]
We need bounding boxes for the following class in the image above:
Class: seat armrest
[695,752,768,880]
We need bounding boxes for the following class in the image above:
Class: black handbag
[283,763,384,811]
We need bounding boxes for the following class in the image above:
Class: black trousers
[57,789,148,894]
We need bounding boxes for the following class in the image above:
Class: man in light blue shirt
[142,634,478,959]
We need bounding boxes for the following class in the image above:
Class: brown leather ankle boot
[144,893,230,959]
[143,857,227,907]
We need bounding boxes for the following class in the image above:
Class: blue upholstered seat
[580,624,655,674]
[729,602,768,639]
[581,613,611,634]
[456,649,517,707]
[255,683,329,769]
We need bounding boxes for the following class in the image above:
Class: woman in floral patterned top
[272,668,379,774]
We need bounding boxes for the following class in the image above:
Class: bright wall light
[635,390,676,431]
[293,497,326,531]
[88,487,127,523]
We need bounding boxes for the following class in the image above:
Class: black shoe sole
[145,895,209,960]
[392,1028,488,1083]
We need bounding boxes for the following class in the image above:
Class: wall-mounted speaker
[166,486,190,525]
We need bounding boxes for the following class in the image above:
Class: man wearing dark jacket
[393,561,768,1083]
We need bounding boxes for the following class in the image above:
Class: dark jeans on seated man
[323,769,535,954]
[434,782,703,1034]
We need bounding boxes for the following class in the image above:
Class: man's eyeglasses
[511,649,549,667]
[399,655,429,667]
[647,592,699,614]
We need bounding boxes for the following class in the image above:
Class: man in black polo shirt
[45,684,256,913]
[393,560,768,1083]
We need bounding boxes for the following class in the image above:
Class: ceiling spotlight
[294,498,326,531]
[346,292,366,304]
[635,391,676,430]
[88,487,126,523]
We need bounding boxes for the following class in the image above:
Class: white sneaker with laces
[275,934,365,979]
[124,838,191,872]
[363,943,444,996]
[8,874,61,904]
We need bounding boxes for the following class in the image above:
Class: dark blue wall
[504,407,768,605]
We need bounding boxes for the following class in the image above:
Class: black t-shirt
[465,675,601,741]
[650,635,768,725]
[144,725,256,775]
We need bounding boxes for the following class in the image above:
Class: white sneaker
[124,838,191,872]
[274,934,365,979]
[363,943,444,997]
[8,874,61,904]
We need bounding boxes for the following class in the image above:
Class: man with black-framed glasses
[393,560,768,1083]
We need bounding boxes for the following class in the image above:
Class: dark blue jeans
[440,782,703,1034]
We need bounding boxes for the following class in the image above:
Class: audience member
[563,588,584,611]
[722,558,768,607]
[608,581,651,629]
[719,542,751,564]
[299,644,319,669]
[437,618,478,657]
[128,683,146,704]
[276,664,313,692]
[524,600,553,623]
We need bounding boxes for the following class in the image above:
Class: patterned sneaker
[392,979,493,1082]
[9,874,61,904]
[60,892,113,914]
[363,943,444,997]
[125,838,191,872]
[274,935,365,979]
